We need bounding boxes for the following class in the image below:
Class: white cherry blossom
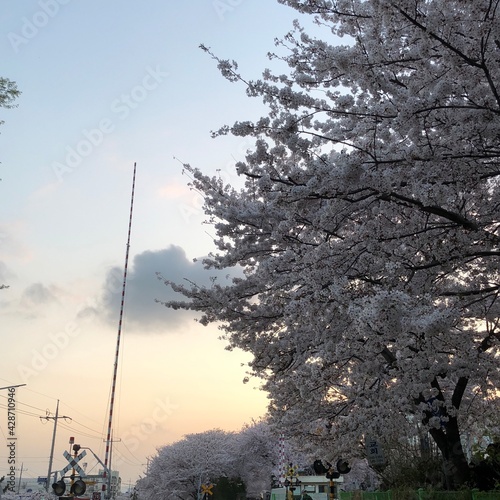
[162,0,500,489]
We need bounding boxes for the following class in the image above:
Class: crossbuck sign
[61,450,87,477]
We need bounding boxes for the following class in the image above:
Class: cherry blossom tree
[161,0,500,489]
[137,429,241,500]
[137,423,320,499]
[234,420,288,496]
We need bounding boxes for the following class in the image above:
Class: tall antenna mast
[102,162,137,498]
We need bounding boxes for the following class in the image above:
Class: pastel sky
[0,0,317,488]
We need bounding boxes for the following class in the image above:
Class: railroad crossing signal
[52,479,66,496]
[52,478,87,497]
[61,449,87,477]
[286,464,298,477]
[201,483,213,497]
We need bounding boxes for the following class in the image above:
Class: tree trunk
[428,416,470,488]
[421,376,470,489]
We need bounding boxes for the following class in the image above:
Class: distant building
[270,474,343,500]
[94,469,122,500]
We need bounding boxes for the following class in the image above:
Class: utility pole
[142,457,151,474]
[104,434,121,499]
[40,400,71,491]
[17,463,25,494]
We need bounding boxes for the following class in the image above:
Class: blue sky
[0,0,319,488]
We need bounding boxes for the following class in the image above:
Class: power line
[0,394,47,413]
[0,403,42,419]
[115,441,143,466]
[71,418,107,436]
[56,421,103,441]
[0,394,106,438]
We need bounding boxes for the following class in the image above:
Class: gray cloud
[91,245,238,334]
[21,282,58,306]
[0,276,60,319]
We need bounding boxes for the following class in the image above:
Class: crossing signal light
[336,459,351,474]
[52,479,66,496]
[313,459,329,474]
[326,469,340,479]
[325,459,351,480]
[70,479,87,496]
